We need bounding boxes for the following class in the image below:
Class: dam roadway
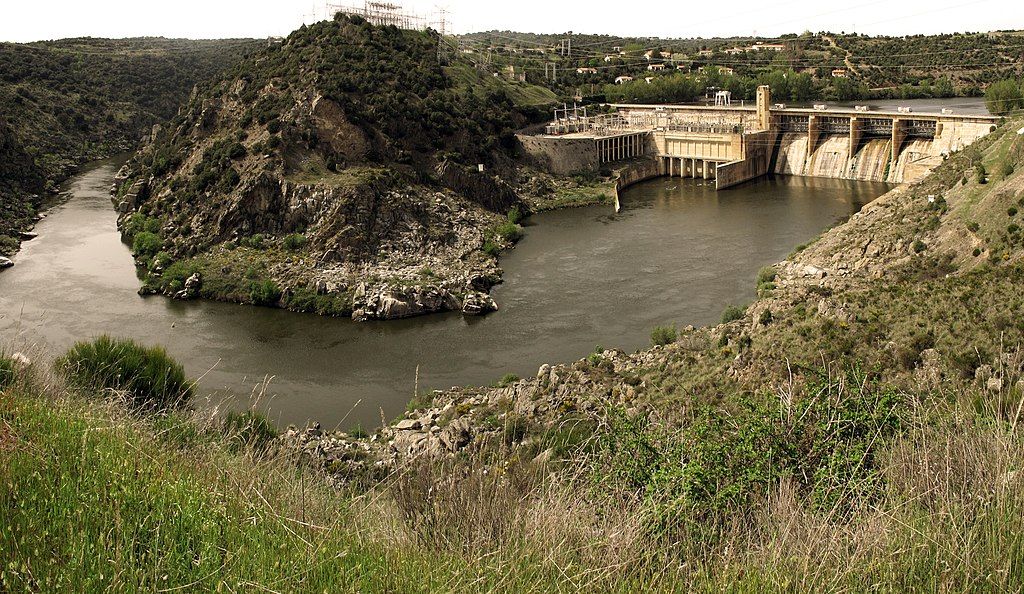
[518,86,1000,190]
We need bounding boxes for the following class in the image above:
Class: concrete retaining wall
[516,134,600,176]
[613,158,662,212]
[716,130,779,189]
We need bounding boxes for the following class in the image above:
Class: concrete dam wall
[773,133,941,184]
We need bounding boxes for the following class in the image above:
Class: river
[0,159,889,430]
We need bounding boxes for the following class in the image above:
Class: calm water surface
[0,159,888,429]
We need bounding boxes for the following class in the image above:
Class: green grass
[56,335,193,410]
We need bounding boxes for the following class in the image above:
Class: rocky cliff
[114,15,552,320]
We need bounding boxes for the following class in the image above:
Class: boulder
[461,291,497,316]
[395,419,422,431]
[0,257,12,270]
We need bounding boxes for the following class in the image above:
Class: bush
[482,240,501,257]
[507,206,524,225]
[282,233,307,251]
[913,239,927,253]
[249,279,281,306]
[222,410,278,452]
[496,373,520,387]
[975,164,988,184]
[56,335,193,410]
[242,234,265,249]
[650,324,677,346]
[132,231,163,260]
[720,304,746,324]
[967,221,980,233]
[494,221,523,243]
[594,369,905,538]
[122,213,161,240]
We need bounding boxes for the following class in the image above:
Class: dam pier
[518,86,1000,190]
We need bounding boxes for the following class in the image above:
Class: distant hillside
[114,15,556,320]
[457,29,1024,103]
[0,37,259,256]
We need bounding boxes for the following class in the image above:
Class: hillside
[113,15,559,320]
[0,37,259,257]
[3,116,1024,592]
[458,29,1024,103]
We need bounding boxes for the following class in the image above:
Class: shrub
[222,410,278,452]
[975,164,988,184]
[650,324,677,346]
[721,304,746,324]
[756,266,777,287]
[282,233,307,251]
[249,279,281,306]
[131,231,163,260]
[973,247,982,257]
[122,213,161,240]
[242,234,265,249]
[1009,207,1019,217]
[482,240,501,257]
[496,373,520,387]
[594,369,905,539]
[507,206,524,225]
[56,335,193,410]
[494,221,523,243]
[967,221,980,233]
[913,239,926,253]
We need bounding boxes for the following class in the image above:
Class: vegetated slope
[0,119,45,257]
[115,14,554,320]
[460,29,1024,103]
[0,37,259,256]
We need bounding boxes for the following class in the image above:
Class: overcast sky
[0,0,1014,43]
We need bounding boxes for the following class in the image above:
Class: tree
[985,79,1023,115]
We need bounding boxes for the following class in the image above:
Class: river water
[0,159,888,429]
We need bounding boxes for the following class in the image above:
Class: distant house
[644,77,654,84]
[643,50,654,61]
[659,51,673,59]
[698,66,733,76]
[647,63,665,71]
[615,76,634,84]
[698,49,714,57]
[724,47,745,55]
[751,42,786,51]
[831,68,849,78]
[676,64,690,71]
[604,55,614,62]
[576,67,598,74]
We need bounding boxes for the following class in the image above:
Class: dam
[518,86,1000,190]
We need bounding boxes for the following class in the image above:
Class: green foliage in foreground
[56,335,193,410]
[596,370,905,538]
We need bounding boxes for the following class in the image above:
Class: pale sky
[0,0,1016,43]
